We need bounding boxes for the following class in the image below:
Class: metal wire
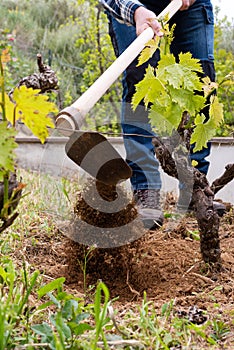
[16,121,234,140]
[17,120,155,138]
[52,124,158,139]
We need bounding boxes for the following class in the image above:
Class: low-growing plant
[0,257,40,349]
[32,277,91,349]
[210,319,230,342]
[31,280,114,349]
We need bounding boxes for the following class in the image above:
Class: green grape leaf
[0,122,17,181]
[137,37,160,66]
[178,53,203,91]
[183,71,203,91]
[12,86,58,143]
[209,95,224,127]
[157,53,176,77]
[202,76,218,97]
[132,39,224,150]
[165,102,184,130]
[169,86,205,115]
[149,105,174,135]
[190,114,215,151]
[178,52,203,73]
[132,66,164,109]
[155,90,172,109]
[164,64,184,89]
[158,53,203,91]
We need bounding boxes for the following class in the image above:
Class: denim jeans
[107,0,215,190]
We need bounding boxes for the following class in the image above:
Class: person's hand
[134,1,196,37]
[134,7,163,37]
[178,0,196,10]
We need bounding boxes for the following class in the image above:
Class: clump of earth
[64,179,146,248]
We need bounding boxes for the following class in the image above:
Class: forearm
[101,0,162,36]
[101,0,196,37]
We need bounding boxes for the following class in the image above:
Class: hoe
[56,0,182,189]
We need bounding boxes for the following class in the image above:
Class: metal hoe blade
[65,131,132,186]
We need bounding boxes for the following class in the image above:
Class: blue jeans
[107,0,215,190]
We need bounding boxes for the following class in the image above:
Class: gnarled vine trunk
[152,135,234,270]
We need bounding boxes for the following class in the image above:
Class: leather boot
[134,189,164,230]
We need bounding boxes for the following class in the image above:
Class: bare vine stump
[9,53,58,100]
[193,170,221,268]
[152,136,223,269]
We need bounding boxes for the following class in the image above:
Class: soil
[13,180,234,344]
[20,208,234,305]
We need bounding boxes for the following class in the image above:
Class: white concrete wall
[207,141,234,204]
[15,135,234,204]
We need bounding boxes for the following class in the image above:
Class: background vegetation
[1,0,233,134]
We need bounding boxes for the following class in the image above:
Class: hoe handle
[56,0,182,135]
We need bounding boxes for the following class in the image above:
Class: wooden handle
[72,27,154,116]
[56,0,182,134]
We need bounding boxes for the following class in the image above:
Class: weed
[210,320,230,341]
[77,245,96,297]
[0,257,40,349]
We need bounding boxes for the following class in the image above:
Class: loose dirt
[17,181,234,322]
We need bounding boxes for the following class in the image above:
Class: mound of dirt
[18,181,234,315]
[64,213,234,306]
[61,179,146,248]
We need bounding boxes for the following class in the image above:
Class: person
[101,0,223,229]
